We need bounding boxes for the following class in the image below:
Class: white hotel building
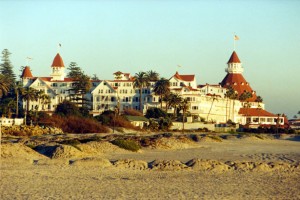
[21,51,284,127]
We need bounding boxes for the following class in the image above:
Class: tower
[50,53,65,81]
[221,51,257,102]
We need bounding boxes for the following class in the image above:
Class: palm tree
[22,87,40,115]
[39,93,51,110]
[206,94,218,122]
[133,72,150,112]
[147,70,159,81]
[153,78,170,109]
[168,93,182,117]
[14,82,25,117]
[224,86,235,122]
[178,98,189,132]
[0,74,10,98]
[255,96,263,103]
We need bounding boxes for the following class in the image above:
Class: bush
[41,114,109,133]
[111,139,141,152]
[123,108,143,116]
[145,107,168,119]
[95,111,140,130]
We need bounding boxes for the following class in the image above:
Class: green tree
[38,92,51,110]
[67,62,82,79]
[67,62,91,109]
[14,81,24,117]
[206,94,218,122]
[153,78,170,109]
[91,74,99,81]
[133,71,149,112]
[0,74,10,98]
[178,98,189,132]
[168,93,182,117]
[0,49,16,89]
[255,96,263,103]
[145,107,168,119]
[239,91,253,102]
[55,100,81,117]
[147,70,159,81]
[22,87,40,115]
[225,86,236,122]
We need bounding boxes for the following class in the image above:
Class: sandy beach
[1,133,300,199]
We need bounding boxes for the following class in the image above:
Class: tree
[38,92,51,110]
[153,78,170,109]
[133,71,149,112]
[147,70,159,81]
[22,87,40,115]
[0,74,10,98]
[55,100,81,117]
[168,93,182,117]
[91,74,99,81]
[145,107,168,119]
[14,81,24,117]
[0,97,15,118]
[224,86,236,122]
[239,91,253,102]
[206,94,218,122]
[0,49,16,90]
[255,96,263,103]
[178,98,189,132]
[67,62,82,79]
[67,62,91,108]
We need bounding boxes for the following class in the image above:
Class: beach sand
[1,134,300,199]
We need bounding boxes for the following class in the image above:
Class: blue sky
[1,0,299,118]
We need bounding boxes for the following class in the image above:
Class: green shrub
[111,139,141,152]
[145,107,168,119]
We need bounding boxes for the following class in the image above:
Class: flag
[234,35,239,40]
[59,43,62,47]
[26,57,33,60]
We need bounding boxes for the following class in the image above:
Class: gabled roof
[227,51,241,64]
[239,108,277,117]
[220,73,257,102]
[39,77,74,82]
[51,53,65,67]
[21,66,33,78]
[124,115,149,122]
[172,71,195,82]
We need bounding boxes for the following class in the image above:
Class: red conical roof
[21,66,33,78]
[221,73,257,102]
[51,53,65,67]
[227,51,241,63]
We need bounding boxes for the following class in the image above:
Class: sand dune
[1,133,300,199]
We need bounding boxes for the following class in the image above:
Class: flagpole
[233,34,236,51]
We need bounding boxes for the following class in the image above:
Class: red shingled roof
[21,66,33,78]
[227,51,241,64]
[239,108,277,117]
[220,73,257,102]
[40,77,74,82]
[173,71,195,81]
[51,53,65,67]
